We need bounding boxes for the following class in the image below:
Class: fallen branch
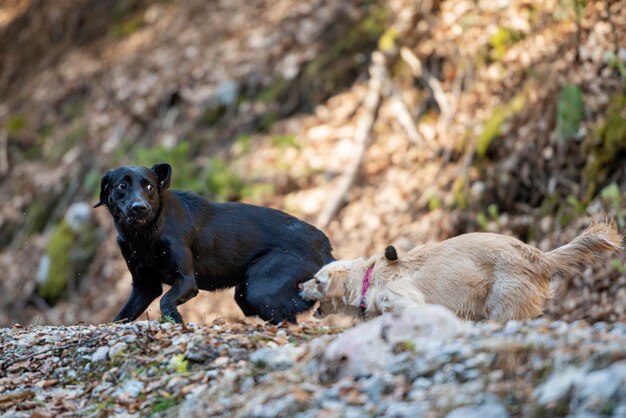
[0,132,8,177]
[317,52,385,228]
[379,61,425,147]
[400,47,451,135]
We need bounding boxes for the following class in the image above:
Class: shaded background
[0,0,625,326]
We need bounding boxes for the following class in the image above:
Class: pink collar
[359,265,374,314]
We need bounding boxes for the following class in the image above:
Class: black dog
[94,163,334,324]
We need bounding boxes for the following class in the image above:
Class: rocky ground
[1,0,626,328]
[2,306,626,417]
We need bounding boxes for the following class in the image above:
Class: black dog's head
[94,163,171,230]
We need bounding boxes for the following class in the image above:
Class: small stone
[574,361,626,405]
[166,377,190,393]
[112,379,144,398]
[185,350,208,362]
[250,345,303,370]
[214,80,239,106]
[445,402,510,418]
[108,342,127,359]
[247,394,299,418]
[535,367,586,405]
[360,374,394,399]
[384,402,429,417]
[502,320,522,335]
[612,404,626,418]
[92,381,113,397]
[90,346,110,362]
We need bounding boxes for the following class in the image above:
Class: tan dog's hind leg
[485,271,548,321]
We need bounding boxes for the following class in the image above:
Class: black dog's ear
[94,170,112,208]
[384,245,398,261]
[151,163,171,191]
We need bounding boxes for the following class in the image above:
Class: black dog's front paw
[112,316,131,323]
[160,308,184,324]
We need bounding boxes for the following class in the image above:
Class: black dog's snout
[130,202,149,214]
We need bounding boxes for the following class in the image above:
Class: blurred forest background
[0,0,625,327]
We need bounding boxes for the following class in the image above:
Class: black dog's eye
[146,184,154,192]
[118,183,127,191]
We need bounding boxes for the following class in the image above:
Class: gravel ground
[2,306,626,417]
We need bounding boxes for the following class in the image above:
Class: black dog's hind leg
[241,252,317,324]
[234,283,257,317]
[114,282,163,322]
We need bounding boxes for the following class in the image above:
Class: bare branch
[316,52,385,228]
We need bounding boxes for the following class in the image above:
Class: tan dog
[299,221,622,321]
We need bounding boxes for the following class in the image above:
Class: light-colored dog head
[299,259,367,302]
[299,246,403,317]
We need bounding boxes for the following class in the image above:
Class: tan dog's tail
[543,220,623,281]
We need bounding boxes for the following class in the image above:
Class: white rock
[108,342,128,360]
[112,379,144,398]
[445,402,510,418]
[318,305,463,380]
[65,202,92,232]
[90,346,110,362]
[534,367,586,405]
[574,361,626,403]
[250,345,304,370]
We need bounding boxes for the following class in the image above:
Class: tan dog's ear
[324,270,343,298]
[385,245,398,261]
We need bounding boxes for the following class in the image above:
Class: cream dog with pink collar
[299,221,622,321]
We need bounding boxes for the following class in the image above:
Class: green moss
[393,340,416,353]
[114,16,145,37]
[610,258,626,274]
[6,115,26,134]
[271,134,299,149]
[24,198,55,236]
[39,221,74,302]
[200,104,227,127]
[476,204,501,230]
[378,27,398,52]
[556,84,584,140]
[258,110,279,133]
[600,182,625,227]
[134,142,202,192]
[427,194,442,211]
[205,157,248,202]
[477,91,527,158]
[489,26,524,61]
[83,169,102,196]
[605,50,626,80]
[233,134,252,155]
[452,176,468,209]
[583,93,626,200]
[129,141,271,202]
[258,78,291,103]
[168,354,188,374]
[111,0,147,37]
[150,396,179,414]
